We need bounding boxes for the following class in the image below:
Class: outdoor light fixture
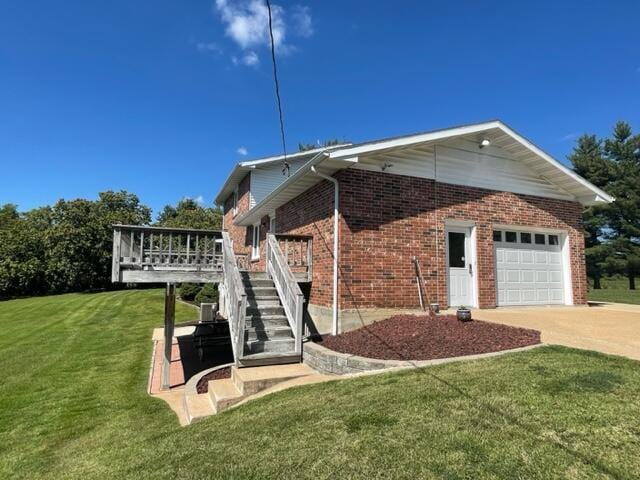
[479,139,491,148]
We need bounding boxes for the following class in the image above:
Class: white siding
[250,159,306,208]
[352,137,575,201]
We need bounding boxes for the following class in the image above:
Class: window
[232,187,239,216]
[535,234,546,245]
[520,232,532,244]
[548,234,559,246]
[505,231,517,243]
[251,224,260,260]
[493,231,502,242]
[448,232,466,268]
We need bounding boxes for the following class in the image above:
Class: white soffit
[328,120,613,206]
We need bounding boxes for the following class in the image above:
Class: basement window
[251,224,260,260]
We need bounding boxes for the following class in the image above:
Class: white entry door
[447,228,473,308]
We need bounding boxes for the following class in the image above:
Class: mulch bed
[196,367,232,394]
[318,315,541,361]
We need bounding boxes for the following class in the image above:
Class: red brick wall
[223,173,252,261]
[276,168,587,310]
[276,179,338,306]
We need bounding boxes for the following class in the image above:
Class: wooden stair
[239,272,299,366]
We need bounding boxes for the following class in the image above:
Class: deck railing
[112,224,223,283]
[222,231,247,364]
[267,234,305,355]
[273,234,313,282]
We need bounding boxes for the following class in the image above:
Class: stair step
[238,352,301,367]
[244,338,296,355]
[247,293,279,301]
[184,393,215,424]
[245,314,289,328]
[207,378,243,413]
[232,363,315,395]
[246,305,285,316]
[241,272,269,280]
[243,279,275,288]
[244,325,293,341]
[246,287,278,295]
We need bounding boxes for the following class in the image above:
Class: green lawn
[1,291,640,479]
[588,276,640,304]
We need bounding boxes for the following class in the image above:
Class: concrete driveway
[474,303,640,361]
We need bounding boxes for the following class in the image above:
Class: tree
[0,206,49,298]
[45,191,151,293]
[603,122,640,289]
[298,138,346,152]
[569,135,614,288]
[156,198,222,230]
[569,122,640,290]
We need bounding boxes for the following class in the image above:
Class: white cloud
[196,41,223,54]
[214,0,313,66]
[291,5,313,37]
[560,132,579,142]
[185,195,206,205]
[237,146,248,156]
[241,50,259,66]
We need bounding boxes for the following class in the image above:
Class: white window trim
[269,215,276,233]
[251,223,260,260]
[232,186,239,217]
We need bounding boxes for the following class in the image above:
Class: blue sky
[1,0,638,217]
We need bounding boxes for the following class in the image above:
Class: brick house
[215,120,613,335]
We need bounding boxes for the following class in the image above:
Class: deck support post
[161,283,176,391]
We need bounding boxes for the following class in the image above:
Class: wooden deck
[112,225,224,283]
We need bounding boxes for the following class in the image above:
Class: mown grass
[588,276,640,304]
[1,290,640,479]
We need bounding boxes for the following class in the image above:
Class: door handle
[468,263,473,275]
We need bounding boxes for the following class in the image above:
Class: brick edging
[303,340,544,375]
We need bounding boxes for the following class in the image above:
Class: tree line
[569,121,640,289]
[0,193,221,299]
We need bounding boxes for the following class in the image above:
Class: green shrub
[195,283,219,305]
[179,283,201,301]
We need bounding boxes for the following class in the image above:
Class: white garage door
[494,229,565,306]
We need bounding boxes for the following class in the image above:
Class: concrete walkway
[473,303,640,360]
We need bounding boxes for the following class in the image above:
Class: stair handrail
[267,234,305,355]
[221,232,247,363]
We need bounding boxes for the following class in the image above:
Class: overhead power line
[265,0,289,177]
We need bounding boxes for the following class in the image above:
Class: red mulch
[318,315,541,361]
[196,367,232,394]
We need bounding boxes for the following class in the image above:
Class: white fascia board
[240,144,350,167]
[495,123,615,205]
[326,121,503,159]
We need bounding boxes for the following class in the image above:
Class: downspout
[311,165,339,335]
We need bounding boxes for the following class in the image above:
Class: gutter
[311,164,339,336]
